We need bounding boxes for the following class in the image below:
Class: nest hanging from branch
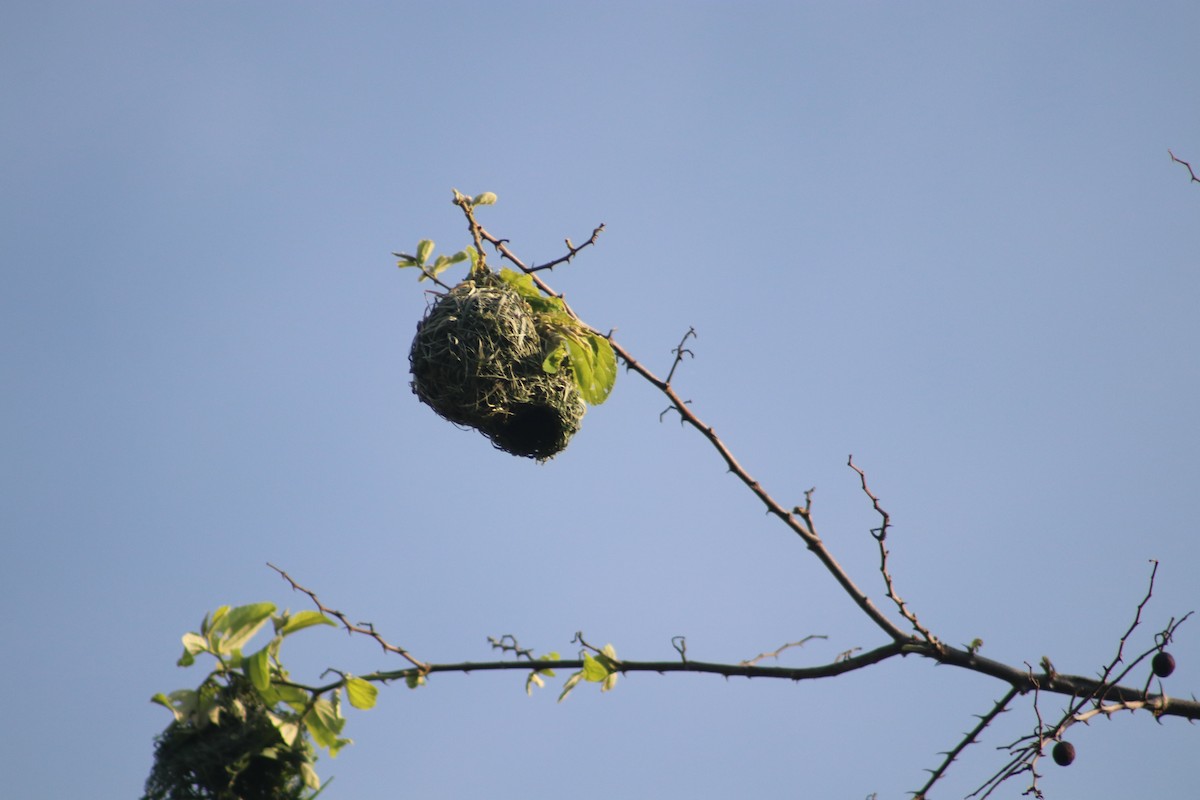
[142,676,312,800]
[409,272,587,460]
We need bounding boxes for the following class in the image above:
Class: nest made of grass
[143,676,313,800]
[409,272,586,460]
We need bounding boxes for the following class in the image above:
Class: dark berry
[1052,741,1075,767]
[1152,651,1176,678]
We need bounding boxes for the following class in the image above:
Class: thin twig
[914,686,1019,800]
[268,563,427,671]
[740,635,829,666]
[1169,149,1200,183]
[665,327,696,385]
[527,224,606,272]
[849,455,939,645]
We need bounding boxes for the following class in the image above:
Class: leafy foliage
[496,268,616,405]
[558,644,620,702]
[146,603,371,800]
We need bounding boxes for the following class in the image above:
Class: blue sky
[3,3,1199,798]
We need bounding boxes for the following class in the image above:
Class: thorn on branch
[658,399,692,423]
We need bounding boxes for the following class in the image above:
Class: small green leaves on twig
[525,653,560,696]
[558,642,620,702]
[394,240,472,286]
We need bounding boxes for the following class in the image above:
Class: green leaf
[209,602,276,656]
[557,671,584,703]
[178,632,208,666]
[345,677,378,710]
[151,689,198,722]
[246,646,271,692]
[565,334,617,405]
[267,710,301,746]
[416,239,435,266]
[497,268,567,315]
[525,672,544,695]
[260,682,310,712]
[307,697,351,757]
[277,610,335,637]
[300,762,320,791]
[405,673,426,689]
[542,342,568,374]
[581,653,610,682]
[472,192,498,206]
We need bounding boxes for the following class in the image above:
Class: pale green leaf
[178,632,208,666]
[151,689,198,722]
[306,698,344,751]
[416,239,434,265]
[300,762,320,790]
[565,335,616,406]
[542,342,568,374]
[267,711,301,746]
[246,646,271,692]
[278,610,335,637]
[497,268,567,315]
[210,602,276,655]
[345,677,378,710]
[557,671,584,703]
[472,191,498,206]
[581,653,610,682]
[259,682,310,711]
[201,606,227,636]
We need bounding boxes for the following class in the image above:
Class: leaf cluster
[147,603,377,800]
[556,643,620,702]
[496,268,616,406]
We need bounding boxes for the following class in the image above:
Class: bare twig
[665,326,696,385]
[848,455,939,646]
[914,686,1019,800]
[527,224,606,272]
[1169,149,1200,183]
[740,635,829,667]
[268,563,427,671]
[488,634,538,661]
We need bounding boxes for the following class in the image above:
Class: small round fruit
[1052,741,1075,767]
[1152,651,1176,678]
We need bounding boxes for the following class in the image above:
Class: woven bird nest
[142,676,312,800]
[409,272,586,460]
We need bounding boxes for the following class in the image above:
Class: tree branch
[1169,149,1200,183]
